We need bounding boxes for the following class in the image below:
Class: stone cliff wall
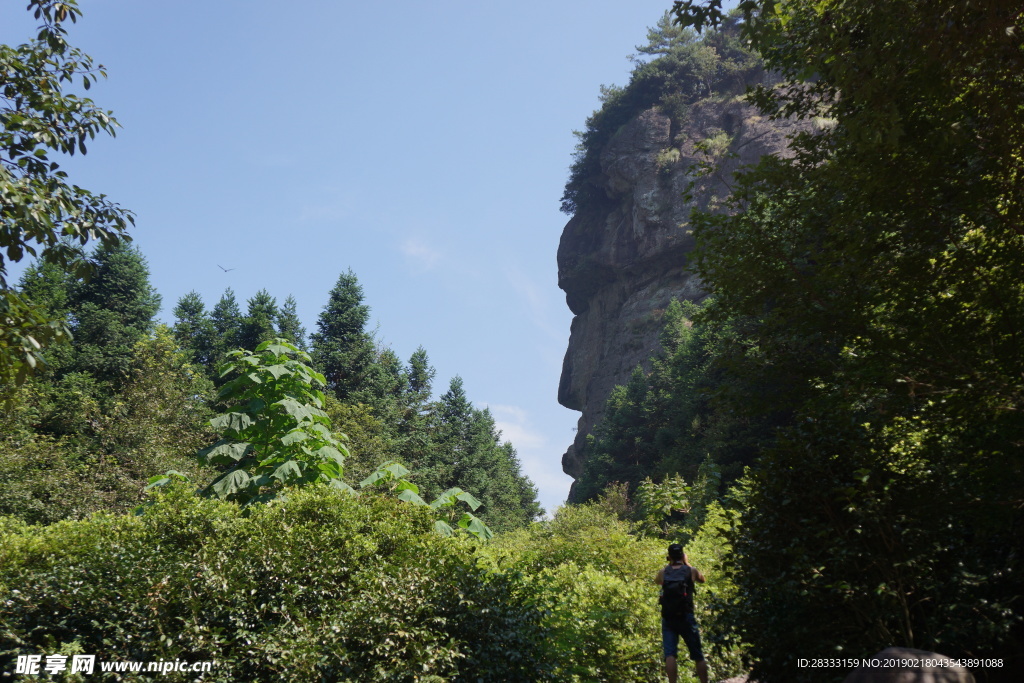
[557,97,812,498]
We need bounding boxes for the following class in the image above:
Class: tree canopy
[666,0,1024,676]
[1,0,133,382]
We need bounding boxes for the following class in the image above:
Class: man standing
[656,543,709,683]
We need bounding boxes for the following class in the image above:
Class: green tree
[421,377,542,531]
[237,289,279,353]
[310,270,375,401]
[1,0,134,382]
[674,0,1024,677]
[172,291,216,370]
[276,294,307,350]
[0,326,215,524]
[209,287,242,363]
[66,241,160,387]
[407,346,434,404]
[189,338,351,506]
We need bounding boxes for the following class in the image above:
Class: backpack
[660,563,694,619]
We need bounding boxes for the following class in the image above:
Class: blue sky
[2,0,697,514]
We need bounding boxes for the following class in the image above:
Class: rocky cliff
[557,96,812,499]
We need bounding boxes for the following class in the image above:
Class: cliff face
[557,97,811,497]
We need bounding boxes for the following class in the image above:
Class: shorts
[662,613,704,662]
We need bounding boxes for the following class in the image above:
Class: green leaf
[210,412,253,434]
[280,429,308,446]
[315,445,346,467]
[275,398,318,422]
[434,520,455,537]
[197,440,252,466]
[457,513,494,541]
[210,470,252,498]
[397,489,428,506]
[257,340,297,357]
[264,364,291,380]
[329,479,358,494]
[395,479,419,495]
[272,460,303,483]
[381,461,411,479]
[359,461,411,489]
[143,470,190,491]
[455,490,483,511]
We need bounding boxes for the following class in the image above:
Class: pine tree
[420,377,541,530]
[310,270,375,401]
[210,288,242,361]
[276,295,307,350]
[407,346,435,405]
[237,289,279,352]
[172,291,216,371]
[67,242,160,386]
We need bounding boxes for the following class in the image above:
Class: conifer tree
[210,288,242,361]
[351,347,409,425]
[310,270,375,401]
[421,377,541,530]
[67,241,160,386]
[172,291,216,370]
[276,295,307,350]
[407,346,435,404]
[237,289,279,352]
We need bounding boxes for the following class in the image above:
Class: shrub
[485,504,666,682]
[0,484,547,682]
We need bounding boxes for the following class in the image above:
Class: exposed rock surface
[557,97,813,497]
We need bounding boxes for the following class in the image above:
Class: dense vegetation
[568,1,1023,680]
[561,11,762,216]
[2,242,541,534]
[4,0,1022,681]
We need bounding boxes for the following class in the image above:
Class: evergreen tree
[210,288,242,361]
[420,377,541,530]
[16,259,78,375]
[172,291,216,371]
[276,295,307,350]
[237,289,279,352]
[67,241,160,386]
[407,346,435,405]
[310,270,375,401]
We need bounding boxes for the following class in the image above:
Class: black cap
[668,543,684,560]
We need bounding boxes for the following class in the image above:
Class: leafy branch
[360,461,494,541]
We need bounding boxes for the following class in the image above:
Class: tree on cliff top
[561,10,761,215]
[1,0,134,383]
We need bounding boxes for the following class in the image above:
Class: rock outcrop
[557,97,813,498]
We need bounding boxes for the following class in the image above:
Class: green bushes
[486,504,666,682]
[484,492,750,683]
[0,484,755,681]
[0,485,546,682]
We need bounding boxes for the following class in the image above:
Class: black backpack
[660,563,694,619]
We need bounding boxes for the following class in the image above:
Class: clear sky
[1,0,699,514]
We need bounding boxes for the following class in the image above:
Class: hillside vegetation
[568,1,1023,680]
[2,1,1022,681]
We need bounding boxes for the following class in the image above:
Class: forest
[2,0,1023,681]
